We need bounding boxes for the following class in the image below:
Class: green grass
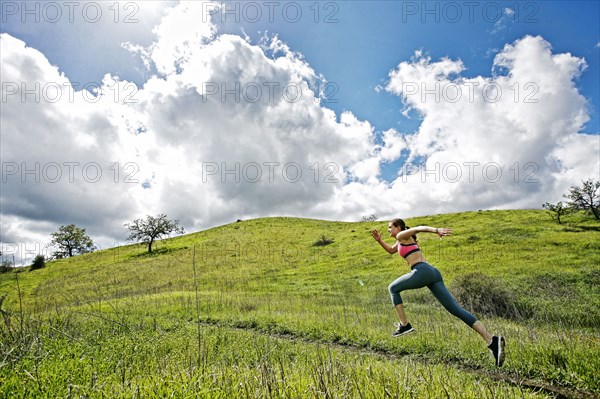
[1,210,599,398]
[0,319,556,398]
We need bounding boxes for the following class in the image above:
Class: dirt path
[199,319,598,399]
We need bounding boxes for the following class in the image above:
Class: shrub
[450,273,524,320]
[313,235,334,247]
[0,260,13,274]
[30,255,46,270]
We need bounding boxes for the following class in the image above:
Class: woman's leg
[427,274,493,343]
[472,321,493,344]
[425,264,506,366]
[394,303,409,325]
[388,266,433,325]
[428,280,478,327]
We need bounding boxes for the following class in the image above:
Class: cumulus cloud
[0,34,144,247]
[1,1,597,265]
[313,36,598,221]
[345,35,598,218]
[121,2,376,224]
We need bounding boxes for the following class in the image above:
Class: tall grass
[1,312,555,398]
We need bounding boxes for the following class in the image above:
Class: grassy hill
[1,210,599,398]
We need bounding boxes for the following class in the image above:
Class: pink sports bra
[398,242,420,258]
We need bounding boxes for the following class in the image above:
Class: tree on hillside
[360,214,378,222]
[51,224,96,258]
[542,201,572,224]
[563,179,600,221]
[124,214,184,254]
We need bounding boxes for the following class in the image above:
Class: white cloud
[364,34,597,217]
[0,34,143,242]
[311,35,598,222]
[146,1,217,75]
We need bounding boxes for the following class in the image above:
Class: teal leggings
[388,262,477,327]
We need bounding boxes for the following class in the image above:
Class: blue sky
[1,1,599,263]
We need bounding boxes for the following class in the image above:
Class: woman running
[371,218,506,367]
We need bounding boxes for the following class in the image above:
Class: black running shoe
[392,322,415,337]
[488,336,506,367]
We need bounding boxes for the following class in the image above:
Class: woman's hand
[436,227,452,238]
[371,229,382,242]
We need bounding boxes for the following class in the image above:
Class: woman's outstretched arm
[395,226,452,241]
